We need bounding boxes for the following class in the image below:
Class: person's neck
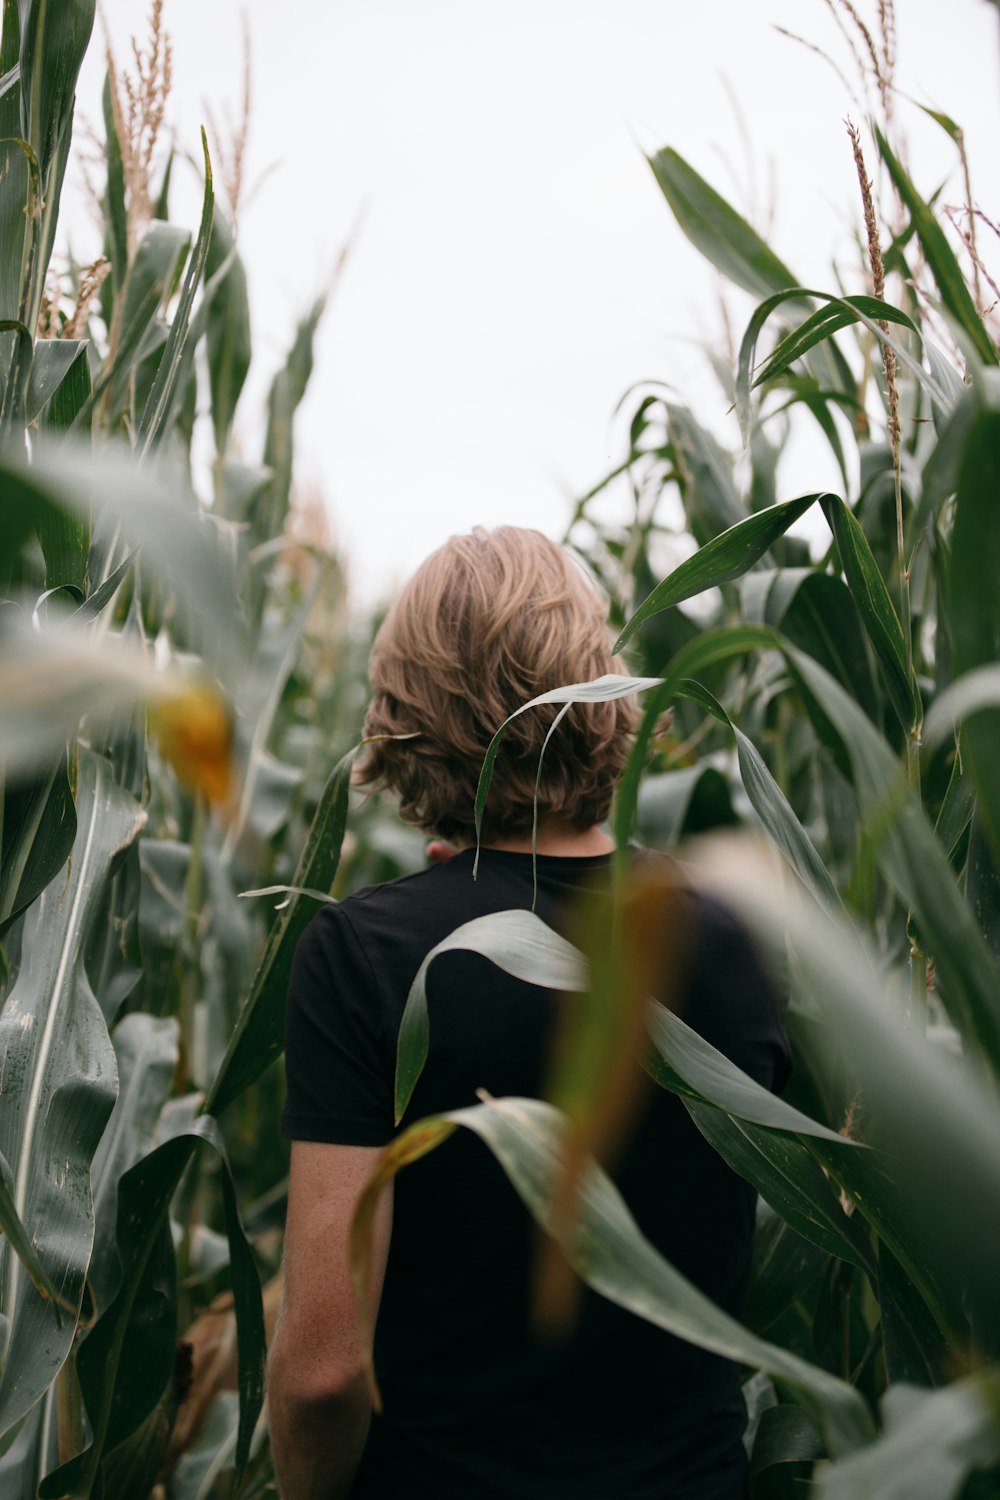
[484,819,614,858]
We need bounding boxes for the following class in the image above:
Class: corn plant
[0,3,401,1497]
[345,13,1000,1499]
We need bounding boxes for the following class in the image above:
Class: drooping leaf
[473,674,662,869]
[613,495,822,654]
[394,909,586,1123]
[675,678,843,912]
[613,625,778,860]
[352,1097,875,1457]
[736,291,918,445]
[646,1003,851,1146]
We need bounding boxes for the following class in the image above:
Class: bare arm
[268,1141,392,1500]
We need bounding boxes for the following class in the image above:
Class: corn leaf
[394,910,586,1123]
[816,1373,1000,1499]
[736,290,918,445]
[819,494,919,730]
[683,1101,875,1276]
[876,128,997,367]
[677,678,843,911]
[648,148,798,301]
[473,674,662,868]
[205,213,251,455]
[0,754,76,931]
[135,130,214,457]
[203,746,358,1118]
[38,1115,264,1497]
[0,1148,70,1314]
[946,390,1000,862]
[17,0,95,178]
[613,625,778,859]
[613,495,822,654]
[25,338,86,424]
[353,1097,875,1456]
[0,748,145,1444]
[786,647,1000,1070]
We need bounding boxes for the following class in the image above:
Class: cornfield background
[2,2,1000,1497]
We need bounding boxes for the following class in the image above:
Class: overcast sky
[63,1,1000,608]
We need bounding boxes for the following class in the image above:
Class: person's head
[355,526,637,845]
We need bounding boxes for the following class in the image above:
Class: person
[267,526,791,1499]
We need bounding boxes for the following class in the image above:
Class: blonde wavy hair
[354,527,637,844]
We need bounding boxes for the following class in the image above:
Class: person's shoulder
[338,851,476,915]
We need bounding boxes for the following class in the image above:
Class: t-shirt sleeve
[281,903,395,1145]
[683,892,793,1096]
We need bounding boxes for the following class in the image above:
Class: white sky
[64,1,1000,608]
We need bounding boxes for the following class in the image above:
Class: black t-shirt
[282,847,791,1500]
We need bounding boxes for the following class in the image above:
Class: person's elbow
[269,1325,370,1415]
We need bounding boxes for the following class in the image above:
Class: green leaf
[612,625,778,859]
[0,754,76,931]
[613,496,821,654]
[89,1013,179,1316]
[946,390,1000,862]
[0,2,27,395]
[394,910,586,1123]
[203,746,357,1118]
[0,1147,71,1316]
[676,678,843,912]
[370,1097,875,1456]
[820,494,919,730]
[102,70,126,293]
[758,568,879,724]
[736,290,918,445]
[648,148,798,301]
[636,763,736,849]
[686,1102,874,1276]
[786,647,1000,1071]
[205,213,251,456]
[646,1003,851,1146]
[17,0,95,179]
[135,130,214,457]
[25,337,86,424]
[39,1116,264,1497]
[664,403,744,540]
[473,674,662,870]
[815,1373,1000,1500]
[103,222,189,426]
[693,841,1000,1349]
[750,1403,823,1495]
[876,128,997,367]
[0,748,145,1444]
